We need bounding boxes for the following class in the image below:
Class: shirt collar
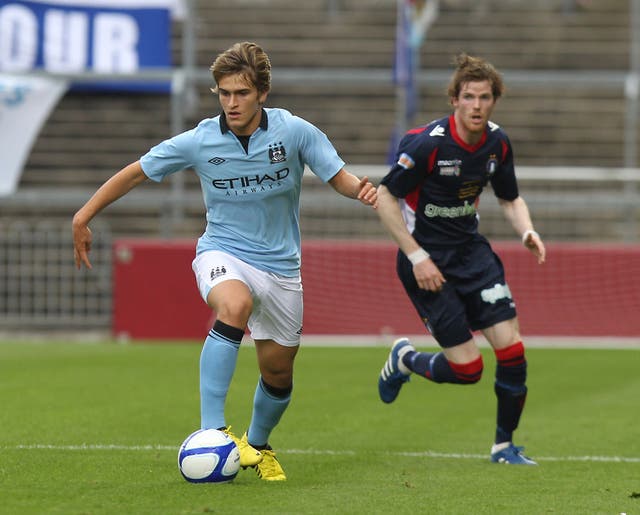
[219,108,268,134]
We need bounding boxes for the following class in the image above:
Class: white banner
[0,74,68,196]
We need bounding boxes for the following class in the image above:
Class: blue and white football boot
[378,338,414,403]
[490,444,538,465]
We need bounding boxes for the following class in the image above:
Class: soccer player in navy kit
[72,41,377,480]
[376,54,545,465]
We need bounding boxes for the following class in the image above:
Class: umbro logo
[429,125,445,137]
[209,157,226,165]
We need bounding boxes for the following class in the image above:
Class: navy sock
[403,351,483,384]
[402,350,434,376]
[494,342,528,444]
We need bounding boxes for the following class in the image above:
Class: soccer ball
[178,429,240,483]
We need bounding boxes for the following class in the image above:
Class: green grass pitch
[1,340,639,514]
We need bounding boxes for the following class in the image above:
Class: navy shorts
[397,234,517,348]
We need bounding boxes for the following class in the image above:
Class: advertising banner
[0,0,172,89]
[0,73,68,196]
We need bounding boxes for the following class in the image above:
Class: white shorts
[192,250,303,346]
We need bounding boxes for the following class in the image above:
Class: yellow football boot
[254,448,286,481]
[222,427,263,468]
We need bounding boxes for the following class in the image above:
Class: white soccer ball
[178,429,240,483]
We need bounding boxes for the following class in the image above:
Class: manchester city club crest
[268,142,286,163]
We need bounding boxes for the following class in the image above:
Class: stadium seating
[7,0,635,239]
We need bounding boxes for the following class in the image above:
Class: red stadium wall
[113,239,640,340]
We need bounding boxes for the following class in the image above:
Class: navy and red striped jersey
[381,114,519,248]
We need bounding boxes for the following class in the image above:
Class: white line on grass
[8,444,640,463]
[298,335,640,349]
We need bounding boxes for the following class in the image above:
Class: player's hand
[73,221,93,270]
[356,176,377,206]
[413,258,446,292]
[523,231,546,264]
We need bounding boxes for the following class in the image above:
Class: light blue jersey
[140,108,345,276]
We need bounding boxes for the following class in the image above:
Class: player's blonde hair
[447,53,504,104]
[210,41,271,94]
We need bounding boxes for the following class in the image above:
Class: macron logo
[429,125,445,137]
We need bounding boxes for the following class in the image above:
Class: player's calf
[403,350,484,384]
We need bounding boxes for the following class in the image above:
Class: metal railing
[0,221,112,328]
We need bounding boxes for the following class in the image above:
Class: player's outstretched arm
[376,185,446,292]
[72,161,148,269]
[328,168,377,206]
[498,196,546,264]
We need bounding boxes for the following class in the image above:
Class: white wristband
[521,229,539,244]
[407,248,430,265]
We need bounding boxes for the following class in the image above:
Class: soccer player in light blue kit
[72,41,377,481]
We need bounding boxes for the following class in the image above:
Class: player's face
[217,73,268,136]
[451,80,496,144]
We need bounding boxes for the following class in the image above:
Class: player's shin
[493,342,528,444]
[200,320,244,429]
[247,376,292,447]
[408,350,483,384]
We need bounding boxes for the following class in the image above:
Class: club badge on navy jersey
[486,154,498,177]
[269,142,287,163]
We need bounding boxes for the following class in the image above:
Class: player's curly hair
[447,53,504,103]
[210,41,272,94]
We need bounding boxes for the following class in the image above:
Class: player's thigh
[481,318,521,350]
[397,250,473,346]
[249,273,303,347]
[192,250,254,325]
[403,282,473,347]
[208,280,253,326]
[441,339,481,363]
[462,242,517,332]
[192,250,251,307]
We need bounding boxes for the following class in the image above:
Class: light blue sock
[199,327,241,429]
[247,377,291,447]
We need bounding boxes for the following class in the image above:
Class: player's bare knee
[214,297,253,326]
[261,368,293,390]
